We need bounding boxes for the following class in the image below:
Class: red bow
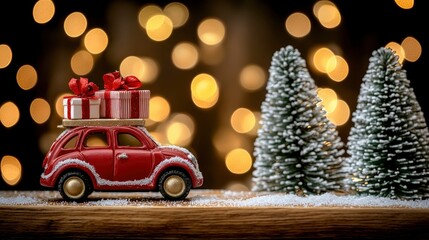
[68,77,99,97]
[103,71,142,90]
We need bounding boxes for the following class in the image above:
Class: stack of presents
[62,71,150,127]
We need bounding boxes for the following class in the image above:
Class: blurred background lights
[385,42,405,63]
[145,15,173,41]
[225,148,252,174]
[213,128,243,157]
[239,65,266,91]
[0,102,20,128]
[84,28,109,54]
[71,50,94,75]
[138,4,163,29]
[1,155,22,186]
[313,1,341,29]
[0,44,12,69]
[120,56,159,84]
[30,98,51,124]
[16,65,38,90]
[318,88,338,113]
[327,56,348,82]
[285,12,311,38]
[64,12,87,38]
[55,93,72,118]
[230,108,256,134]
[33,0,55,24]
[149,96,170,122]
[172,42,199,70]
[163,2,189,28]
[191,73,219,109]
[166,121,192,146]
[402,36,421,62]
[197,18,225,45]
[311,47,336,73]
[326,99,350,126]
[395,0,414,9]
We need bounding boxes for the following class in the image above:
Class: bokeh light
[285,12,311,38]
[138,4,163,29]
[311,47,336,73]
[225,148,253,174]
[149,96,171,122]
[84,28,109,54]
[172,42,199,70]
[395,0,414,9]
[0,102,20,128]
[145,15,173,41]
[326,99,350,126]
[0,44,12,69]
[16,65,38,90]
[71,50,94,75]
[164,2,189,28]
[327,56,348,82]
[1,155,22,186]
[385,42,405,64]
[213,128,243,157]
[166,121,192,146]
[239,65,266,91]
[402,36,421,62]
[33,0,55,24]
[119,56,159,84]
[30,98,51,124]
[230,108,256,134]
[313,1,341,29]
[197,18,225,45]
[55,93,72,118]
[318,88,338,113]
[191,73,219,109]
[64,12,87,38]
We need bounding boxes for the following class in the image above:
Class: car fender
[41,158,97,188]
[152,156,203,187]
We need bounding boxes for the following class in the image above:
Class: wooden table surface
[1,190,428,239]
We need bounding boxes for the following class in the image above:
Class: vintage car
[40,125,203,202]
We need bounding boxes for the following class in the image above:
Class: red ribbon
[68,77,99,97]
[103,71,142,90]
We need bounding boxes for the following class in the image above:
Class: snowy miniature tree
[347,47,429,200]
[252,45,346,195]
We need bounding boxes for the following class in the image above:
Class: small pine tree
[252,45,346,195]
[347,47,429,200]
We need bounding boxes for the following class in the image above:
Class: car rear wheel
[58,171,93,202]
[158,169,191,200]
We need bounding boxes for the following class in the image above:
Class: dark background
[0,0,427,190]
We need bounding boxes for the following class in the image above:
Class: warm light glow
[55,93,72,118]
[191,73,219,109]
[230,108,256,134]
[395,0,414,9]
[149,96,170,122]
[1,155,22,186]
[0,102,20,128]
[239,65,266,91]
[33,0,55,24]
[138,5,163,29]
[39,131,59,154]
[402,36,421,62]
[172,42,199,70]
[285,12,311,38]
[197,18,225,45]
[314,1,341,29]
[84,28,109,54]
[146,15,173,41]
[163,2,189,28]
[225,148,252,174]
[30,98,51,124]
[385,42,405,64]
[312,47,336,73]
[327,56,348,82]
[327,99,350,126]
[64,12,87,38]
[213,128,243,157]
[171,113,195,134]
[16,65,38,90]
[166,122,192,146]
[0,44,12,69]
[120,56,159,84]
[199,44,224,65]
[71,50,94,75]
[318,88,338,113]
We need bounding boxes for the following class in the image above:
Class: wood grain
[1,190,428,239]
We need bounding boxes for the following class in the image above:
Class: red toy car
[40,125,203,201]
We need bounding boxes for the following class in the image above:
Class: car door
[80,129,114,181]
[113,128,154,184]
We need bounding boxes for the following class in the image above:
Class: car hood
[159,145,198,167]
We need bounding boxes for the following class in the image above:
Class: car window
[62,134,78,149]
[117,132,143,147]
[84,131,109,148]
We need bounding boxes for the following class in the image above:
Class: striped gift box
[63,97,101,120]
[95,90,150,119]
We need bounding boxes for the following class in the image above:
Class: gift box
[63,97,101,120]
[95,90,150,119]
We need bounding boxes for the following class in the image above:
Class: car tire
[158,169,191,201]
[58,171,93,202]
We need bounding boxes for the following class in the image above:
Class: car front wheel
[58,171,93,202]
[158,169,191,200]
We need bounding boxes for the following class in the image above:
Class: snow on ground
[0,190,428,208]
